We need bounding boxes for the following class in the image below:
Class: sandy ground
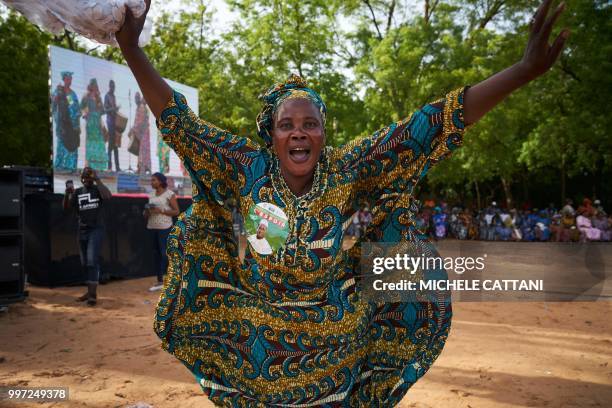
[1,243,611,408]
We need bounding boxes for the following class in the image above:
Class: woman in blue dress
[116,0,568,406]
[432,207,448,240]
[52,71,81,171]
[80,78,108,170]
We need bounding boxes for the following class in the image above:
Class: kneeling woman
[117,0,568,405]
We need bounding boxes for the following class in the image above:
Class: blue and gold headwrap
[256,74,327,146]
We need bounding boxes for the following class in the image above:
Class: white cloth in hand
[0,0,152,46]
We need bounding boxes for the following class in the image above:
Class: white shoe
[148,283,163,292]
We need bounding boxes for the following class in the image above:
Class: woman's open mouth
[288,147,311,163]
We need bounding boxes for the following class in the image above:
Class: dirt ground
[1,244,611,408]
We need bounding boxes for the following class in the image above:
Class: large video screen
[49,45,198,197]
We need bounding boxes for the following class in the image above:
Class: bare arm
[166,194,180,217]
[115,0,171,118]
[63,188,74,212]
[93,172,112,200]
[97,181,112,200]
[103,94,119,114]
[464,0,569,125]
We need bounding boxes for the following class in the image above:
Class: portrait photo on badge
[246,202,289,255]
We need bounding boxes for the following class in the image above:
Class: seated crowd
[408,198,610,242]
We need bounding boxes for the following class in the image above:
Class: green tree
[517,0,612,202]
[1,1,610,206]
[224,0,365,145]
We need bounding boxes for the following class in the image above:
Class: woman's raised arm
[114,0,261,203]
[464,0,569,125]
[115,0,171,118]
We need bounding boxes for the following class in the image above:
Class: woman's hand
[116,0,151,48]
[518,0,570,81]
[115,0,171,118]
[463,0,570,125]
[149,207,163,215]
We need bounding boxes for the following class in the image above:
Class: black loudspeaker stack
[22,176,191,287]
[0,166,191,289]
[0,168,29,305]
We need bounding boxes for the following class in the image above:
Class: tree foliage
[0,0,610,207]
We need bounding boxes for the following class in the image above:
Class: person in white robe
[247,219,273,255]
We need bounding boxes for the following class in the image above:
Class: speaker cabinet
[24,193,191,286]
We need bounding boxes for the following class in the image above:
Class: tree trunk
[501,176,513,209]
[386,0,396,33]
[197,0,205,58]
[474,180,481,211]
[363,0,383,40]
[65,30,75,50]
[424,0,440,25]
[522,174,529,208]
[560,155,566,205]
[295,2,304,78]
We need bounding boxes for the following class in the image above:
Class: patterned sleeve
[156,90,261,201]
[330,87,469,195]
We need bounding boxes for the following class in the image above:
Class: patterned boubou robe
[154,87,468,407]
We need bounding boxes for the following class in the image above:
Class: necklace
[268,147,331,265]
[269,147,330,209]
